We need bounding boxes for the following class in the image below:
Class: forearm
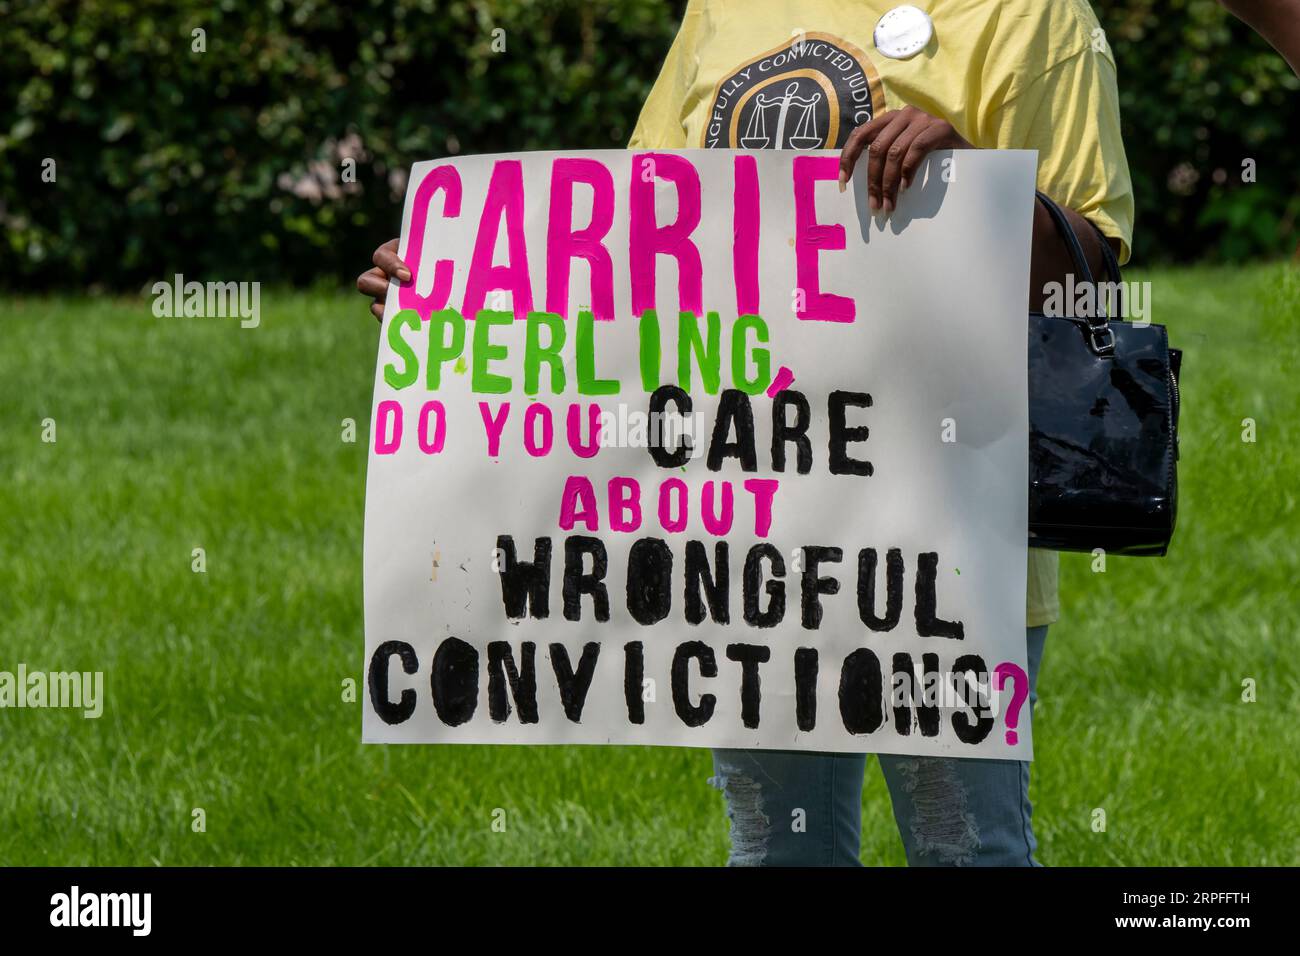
[1220,0,1300,74]
[1028,200,1120,313]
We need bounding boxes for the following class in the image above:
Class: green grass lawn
[1,263,1297,866]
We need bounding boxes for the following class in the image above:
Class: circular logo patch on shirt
[703,32,886,150]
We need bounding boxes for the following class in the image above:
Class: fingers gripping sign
[838,106,973,212]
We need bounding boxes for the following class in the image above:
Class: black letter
[671,641,717,727]
[549,642,601,722]
[951,654,994,744]
[563,535,609,621]
[726,643,771,729]
[743,543,786,627]
[369,640,418,725]
[801,545,842,629]
[794,647,819,731]
[430,637,479,726]
[707,389,758,471]
[627,537,673,625]
[624,641,645,724]
[839,647,884,735]
[916,652,942,737]
[487,641,539,723]
[648,385,693,467]
[828,390,873,476]
[888,652,939,737]
[915,552,964,639]
[496,535,552,619]
[772,390,812,474]
[685,540,729,624]
[857,548,903,631]
[891,652,915,736]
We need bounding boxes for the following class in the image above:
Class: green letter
[576,310,619,395]
[524,312,567,395]
[732,314,770,394]
[639,310,660,392]
[472,311,513,394]
[384,309,421,390]
[425,308,466,391]
[677,311,721,394]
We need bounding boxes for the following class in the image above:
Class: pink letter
[566,403,602,459]
[793,155,855,323]
[629,153,703,318]
[609,477,642,532]
[658,478,689,532]
[733,155,760,317]
[463,159,534,321]
[418,400,447,454]
[546,158,615,321]
[743,478,779,537]
[399,165,461,321]
[559,476,600,531]
[702,481,734,535]
[479,402,511,457]
[523,403,553,457]
[374,400,403,454]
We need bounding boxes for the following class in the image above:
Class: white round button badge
[874,5,934,60]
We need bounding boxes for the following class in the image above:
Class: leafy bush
[1096,0,1300,262]
[0,0,1293,290]
[0,0,678,290]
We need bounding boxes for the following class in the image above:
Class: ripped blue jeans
[710,625,1048,866]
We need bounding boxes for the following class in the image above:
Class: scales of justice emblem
[739,80,827,150]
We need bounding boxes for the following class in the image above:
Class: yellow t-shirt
[629,0,1136,627]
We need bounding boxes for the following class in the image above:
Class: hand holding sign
[357,239,410,321]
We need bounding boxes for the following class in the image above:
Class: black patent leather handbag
[1028,193,1181,556]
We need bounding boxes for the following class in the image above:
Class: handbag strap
[1034,190,1118,355]
[1093,220,1123,284]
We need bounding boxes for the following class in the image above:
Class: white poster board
[363,148,1036,760]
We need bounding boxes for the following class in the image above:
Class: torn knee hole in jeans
[709,768,772,866]
[897,758,980,866]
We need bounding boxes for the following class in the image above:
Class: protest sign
[363,148,1036,759]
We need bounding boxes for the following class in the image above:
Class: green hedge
[0,0,678,290]
[1096,0,1300,262]
[0,0,1294,290]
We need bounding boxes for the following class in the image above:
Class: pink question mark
[993,662,1029,745]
